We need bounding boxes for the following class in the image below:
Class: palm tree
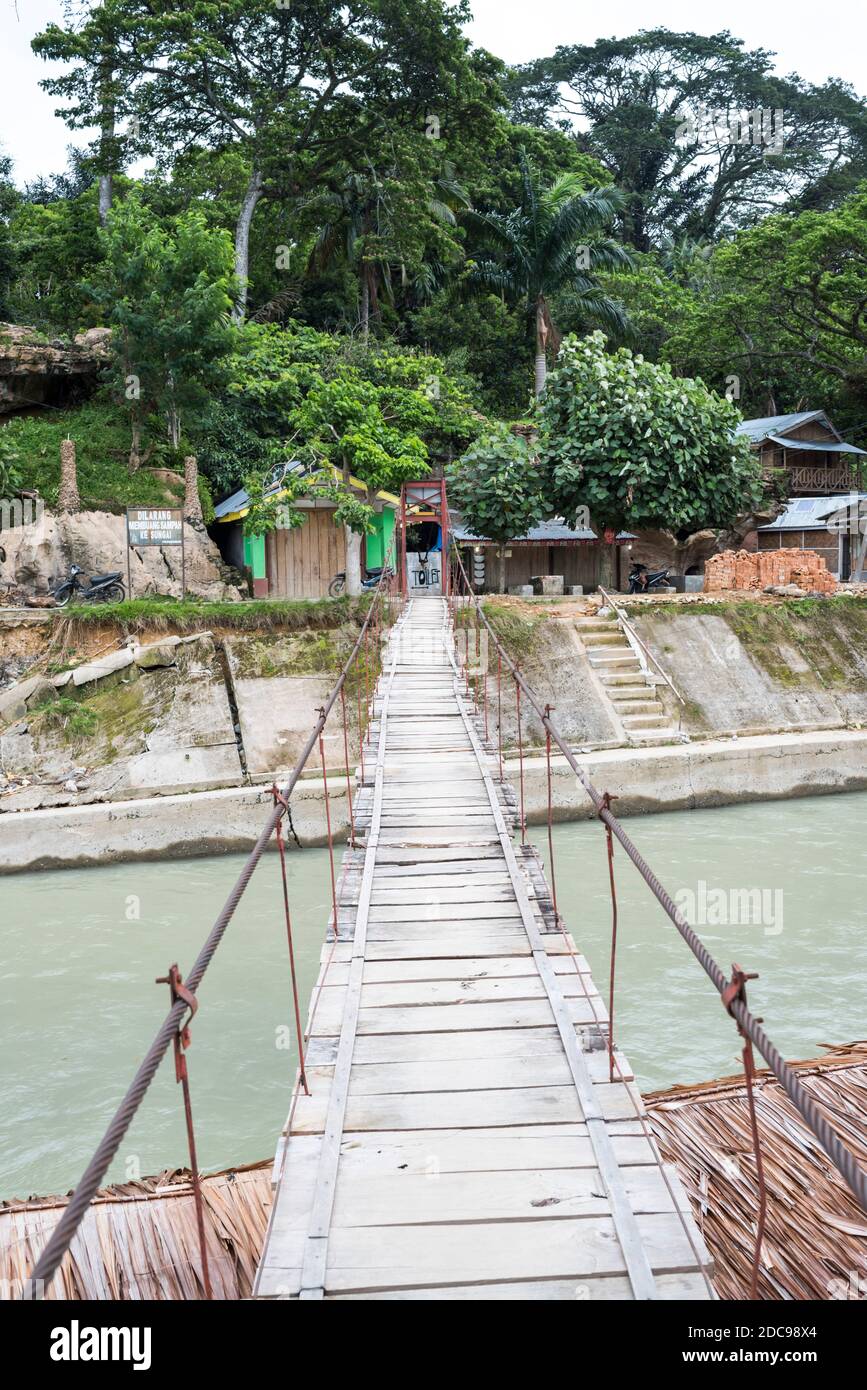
[468,151,633,394]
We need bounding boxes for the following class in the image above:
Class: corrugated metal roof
[757,494,867,530]
[452,517,636,544]
[735,411,831,442]
[767,433,866,455]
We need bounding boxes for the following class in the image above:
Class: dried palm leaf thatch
[646,1042,867,1301]
[1,1162,272,1301]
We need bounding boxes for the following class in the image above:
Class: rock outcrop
[0,323,106,416]
[0,507,243,601]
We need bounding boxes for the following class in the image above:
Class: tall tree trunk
[184,455,203,524]
[498,542,507,594]
[360,265,370,343]
[128,416,142,474]
[534,300,548,396]
[345,528,363,596]
[97,35,115,226]
[58,438,80,513]
[597,537,616,591]
[233,168,263,324]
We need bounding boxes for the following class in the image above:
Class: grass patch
[29,694,101,742]
[481,600,544,660]
[1,401,185,513]
[57,594,372,636]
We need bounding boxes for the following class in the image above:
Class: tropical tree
[538,331,764,585]
[508,29,867,248]
[298,147,469,340]
[35,1,494,322]
[288,375,429,594]
[89,195,237,468]
[467,150,631,394]
[446,426,546,592]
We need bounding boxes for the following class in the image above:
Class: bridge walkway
[254,594,712,1300]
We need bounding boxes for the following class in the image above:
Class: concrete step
[627,728,682,744]
[599,670,646,685]
[611,699,664,715]
[574,619,621,632]
[581,631,630,648]
[589,651,643,668]
[620,712,669,729]
[607,683,653,700]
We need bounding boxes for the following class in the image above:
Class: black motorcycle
[628,562,671,595]
[51,564,126,607]
[328,565,393,598]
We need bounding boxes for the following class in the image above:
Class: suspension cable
[451,545,867,1214]
[21,556,400,1300]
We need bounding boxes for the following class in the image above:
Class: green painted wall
[243,533,267,580]
[366,511,397,569]
[367,509,396,569]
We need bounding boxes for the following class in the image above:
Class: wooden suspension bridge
[254,594,714,1301]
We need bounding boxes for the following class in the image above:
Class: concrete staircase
[576,615,680,744]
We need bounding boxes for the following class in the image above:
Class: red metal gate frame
[399,480,450,597]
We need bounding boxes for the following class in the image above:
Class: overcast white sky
[2,0,865,185]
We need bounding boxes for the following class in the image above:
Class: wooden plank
[261,1213,706,1295]
[296,607,401,1300]
[447,651,660,1301]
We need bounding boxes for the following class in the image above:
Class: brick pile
[704,548,837,594]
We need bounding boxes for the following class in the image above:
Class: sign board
[125,507,186,599]
[126,507,184,547]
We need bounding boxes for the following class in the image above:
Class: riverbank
[2,726,866,872]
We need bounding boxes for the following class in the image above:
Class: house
[735,411,866,496]
[212,462,397,599]
[735,411,867,581]
[452,518,636,593]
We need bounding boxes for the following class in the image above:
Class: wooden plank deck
[254,595,713,1300]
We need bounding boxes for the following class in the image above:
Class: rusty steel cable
[21,562,399,1300]
[451,546,867,1215]
[272,785,309,1096]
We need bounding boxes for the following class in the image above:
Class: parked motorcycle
[627,562,671,595]
[328,565,393,598]
[50,564,126,607]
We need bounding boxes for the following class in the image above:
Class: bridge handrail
[21,555,401,1299]
[451,548,867,1215]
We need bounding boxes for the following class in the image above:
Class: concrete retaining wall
[3,728,866,874]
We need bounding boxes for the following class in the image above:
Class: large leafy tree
[467,150,631,395]
[220,322,482,592]
[36,1,496,321]
[33,0,136,225]
[446,426,546,592]
[508,30,867,249]
[538,332,764,584]
[602,191,867,430]
[89,194,237,468]
[664,193,867,423]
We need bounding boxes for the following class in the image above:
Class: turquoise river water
[2,792,865,1198]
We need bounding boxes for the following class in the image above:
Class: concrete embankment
[3,727,866,873]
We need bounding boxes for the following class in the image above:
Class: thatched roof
[2,1162,272,1300]
[646,1043,867,1300]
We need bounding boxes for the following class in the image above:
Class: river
[2,792,865,1198]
